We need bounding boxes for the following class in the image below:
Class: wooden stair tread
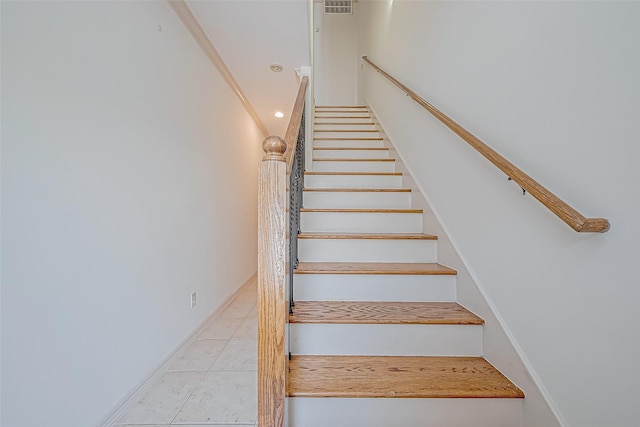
[313,147,388,151]
[295,262,457,275]
[298,232,435,240]
[304,188,409,193]
[313,116,371,119]
[288,355,524,398]
[314,137,382,140]
[305,172,402,176]
[316,105,367,108]
[314,122,375,125]
[313,158,395,162]
[301,208,422,213]
[315,129,379,133]
[290,301,483,325]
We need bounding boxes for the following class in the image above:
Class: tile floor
[112,278,258,427]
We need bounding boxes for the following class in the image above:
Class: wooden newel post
[257,135,288,427]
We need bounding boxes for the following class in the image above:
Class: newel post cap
[262,135,286,161]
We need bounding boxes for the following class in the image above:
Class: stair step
[316,105,367,108]
[313,159,395,173]
[289,398,523,427]
[314,122,376,127]
[305,172,403,189]
[313,148,389,159]
[298,231,428,238]
[314,139,384,148]
[303,188,410,209]
[315,117,373,123]
[302,208,421,213]
[314,113,371,118]
[298,233,437,262]
[290,302,482,356]
[315,126,377,132]
[313,158,394,161]
[301,209,422,233]
[314,137,382,140]
[314,129,379,132]
[315,110,369,115]
[304,188,409,193]
[289,355,524,398]
[290,301,482,325]
[295,262,456,275]
[294,275,456,302]
[315,113,372,122]
[315,131,380,139]
[291,324,482,356]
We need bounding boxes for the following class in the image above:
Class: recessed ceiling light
[274,112,284,118]
[270,64,283,72]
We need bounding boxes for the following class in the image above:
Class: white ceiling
[188,0,311,137]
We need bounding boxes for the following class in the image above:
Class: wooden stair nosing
[303,188,410,193]
[290,301,483,325]
[313,115,371,119]
[294,262,457,275]
[312,158,395,162]
[313,147,388,151]
[305,172,403,176]
[288,355,524,399]
[314,122,375,125]
[314,129,379,133]
[298,232,435,240]
[314,137,383,141]
[316,105,367,108]
[315,112,368,114]
[301,208,422,214]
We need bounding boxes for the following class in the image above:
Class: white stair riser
[313,149,389,159]
[289,398,523,427]
[314,139,384,148]
[315,108,371,118]
[305,174,403,189]
[316,108,368,110]
[293,274,457,302]
[299,238,437,263]
[301,212,422,233]
[315,111,372,121]
[315,123,377,130]
[290,324,482,356]
[313,160,395,173]
[314,131,380,139]
[315,117,373,124]
[303,191,411,209]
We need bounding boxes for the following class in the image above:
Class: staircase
[287,106,524,426]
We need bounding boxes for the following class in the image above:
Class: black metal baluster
[289,106,306,314]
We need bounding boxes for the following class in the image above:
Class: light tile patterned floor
[113,279,258,426]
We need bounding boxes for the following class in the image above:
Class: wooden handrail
[285,76,310,173]
[169,0,269,137]
[362,56,610,233]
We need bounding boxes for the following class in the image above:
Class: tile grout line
[104,275,257,427]
[167,291,257,426]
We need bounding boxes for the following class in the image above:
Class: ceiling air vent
[324,0,352,15]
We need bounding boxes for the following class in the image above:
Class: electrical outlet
[191,292,197,308]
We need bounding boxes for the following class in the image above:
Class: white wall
[358,2,640,427]
[313,2,358,105]
[188,0,311,137]
[1,1,263,426]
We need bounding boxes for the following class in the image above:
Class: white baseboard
[96,272,257,427]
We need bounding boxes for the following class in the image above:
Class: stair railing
[362,56,610,233]
[257,75,309,427]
